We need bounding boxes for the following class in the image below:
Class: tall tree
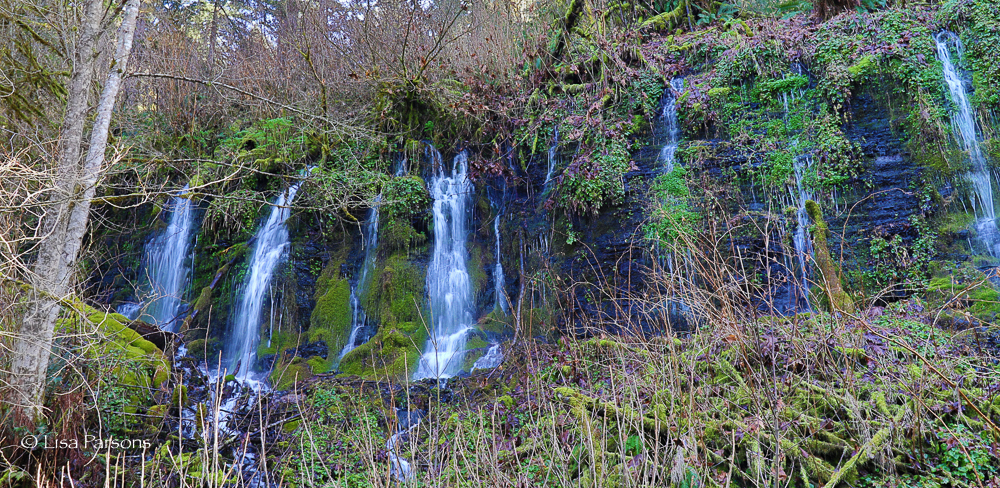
[9,0,142,423]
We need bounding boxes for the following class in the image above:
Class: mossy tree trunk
[10,0,142,424]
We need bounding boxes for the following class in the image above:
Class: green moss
[338,326,425,381]
[282,420,301,433]
[847,55,877,79]
[307,356,334,374]
[362,254,425,326]
[381,218,425,254]
[468,244,488,298]
[148,404,169,418]
[270,357,314,390]
[187,339,207,357]
[480,309,513,334]
[258,329,298,360]
[937,211,976,234]
[309,261,351,357]
[172,385,189,408]
[466,336,490,351]
[153,366,170,389]
[756,74,808,100]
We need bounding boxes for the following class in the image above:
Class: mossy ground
[277,301,1000,487]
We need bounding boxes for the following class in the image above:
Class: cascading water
[491,183,509,314]
[472,344,503,371]
[139,188,196,331]
[116,302,141,320]
[935,31,1000,257]
[543,128,559,194]
[225,183,302,381]
[493,214,509,314]
[339,200,379,360]
[656,78,695,326]
[659,78,684,173]
[789,153,814,310]
[387,411,421,481]
[414,150,474,380]
[118,188,196,329]
[776,71,812,313]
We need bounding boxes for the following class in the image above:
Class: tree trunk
[10,0,142,424]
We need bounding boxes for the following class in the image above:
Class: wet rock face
[826,89,923,263]
[296,340,329,359]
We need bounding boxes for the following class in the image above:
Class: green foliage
[217,117,311,171]
[765,150,794,186]
[645,167,700,245]
[279,386,385,487]
[629,69,665,116]
[863,217,937,290]
[382,175,430,219]
[940,0,1000,110]
[756,74,808,101]
[57,305,170,437]
[859,424,998,487]
[558,136,634,214]
[203,189,264,241]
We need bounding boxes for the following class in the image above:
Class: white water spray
[226,183,302,381]
[935,31,1000,257]
[659,78,684,172]
[414,150,474,380]
[493,207,509,314]
[472,343,503,371]
[790,153,814,309]
[543,128,559,194]
[339,200,379,360]
[123,188,196,330]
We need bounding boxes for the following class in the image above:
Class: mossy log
[805,200,855,314]
[549,0,585,59]
[640,0,688,31]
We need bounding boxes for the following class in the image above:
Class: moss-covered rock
[362,254,425,326]
[339,326,424,380]
[270,356,314,390]
[480,309,514,335]
[309,261,351,357]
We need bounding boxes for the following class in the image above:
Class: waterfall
[472,343,503,371]
[226,183,302,381]
[656,78,696,326]
[414,150,474,380]
[935,31,1000,257]
[339,200,379,360]
[493,214,509,314]
[491,182,509,314]
[659,78,684,172]
[116,302,141,320]
[122,188,196,331]
[790,154,814,310]
[387,411,420,481]
[543,128,559,194]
